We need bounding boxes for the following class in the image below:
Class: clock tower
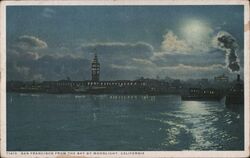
[91,54,100,81]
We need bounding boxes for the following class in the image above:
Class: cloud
[14,65,30,76]
[132,58,156,67]
[80,41,155,67]
[109,63,157,80]
[161,64,224,71]
[7,35,48,72]
[157,28,243,76]
[78,42,157,80]
[158,64,226,79]
[78,39,236,80]
[151,51,225,67]
[109,61,226,80]
[161,31,191,53]
[7,54,91,81]
[111,64,137,70]
[7,64,44,81]
[41,8,56,18]
[7,30,243,81]
[33,55,90,81]
[161,28,213,54]
[81,42,154,59]
[7,35,48,67]
[212,31,240,73]
[110,58,157,77]
[10,46,85,78]
[16,35,48,50]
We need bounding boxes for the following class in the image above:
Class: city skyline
[7,6,244,81]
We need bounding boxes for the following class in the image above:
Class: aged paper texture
[1,0,250,158]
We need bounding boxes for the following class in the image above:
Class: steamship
[181,88,223,101]
[225,74,244,108]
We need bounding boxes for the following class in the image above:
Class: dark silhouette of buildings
[6,54,175,94]
[6,53,243,106]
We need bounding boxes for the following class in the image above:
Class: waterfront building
[7,54,171,94]
[91,54,100,81]
[198,78,209,88]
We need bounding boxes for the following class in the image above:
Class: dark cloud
[7,54,91,81]
[106,62,227,80]
[151,52,225,67]
[213,31,240,73]
[7,32,244,81]
[8,39,159,81]
[102,65,155,80]
[7,35,91,81]
[79,42,156,75]
[7,35,48,80]
[158,64,227,79]
[34,55,90,81]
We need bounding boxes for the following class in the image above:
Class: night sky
[6,5,244,81]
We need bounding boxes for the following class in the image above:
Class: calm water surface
[7,93,244,151]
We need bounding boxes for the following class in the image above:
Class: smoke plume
[213,31,240,73]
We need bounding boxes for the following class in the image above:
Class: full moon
[181,19,213,43]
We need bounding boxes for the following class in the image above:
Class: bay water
[7,93,244,151]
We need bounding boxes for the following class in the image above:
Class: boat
[181,87,223,101]
[225,74,244,108]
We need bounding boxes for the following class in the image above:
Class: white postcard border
[0,0,249,158]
